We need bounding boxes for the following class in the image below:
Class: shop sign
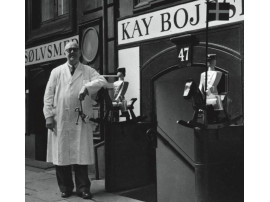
[118,0,243,45]
[25,35,79,66]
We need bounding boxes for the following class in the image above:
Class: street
[25,166,142,202]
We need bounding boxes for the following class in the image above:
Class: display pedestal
[156,125,244,202]
[105,122,155,192]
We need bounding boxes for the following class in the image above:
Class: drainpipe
[101,0,108,143]
[102,0,108,75]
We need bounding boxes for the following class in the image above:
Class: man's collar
[67,62,79,68]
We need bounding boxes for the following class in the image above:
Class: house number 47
[178,47,189,61]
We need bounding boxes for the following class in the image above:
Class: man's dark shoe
[78,191,93,199]
[61,191,72,198]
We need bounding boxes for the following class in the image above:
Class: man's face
[64,42,81,65]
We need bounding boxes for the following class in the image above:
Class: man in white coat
[43,41,107,199]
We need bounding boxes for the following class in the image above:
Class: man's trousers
[55,164,91,193]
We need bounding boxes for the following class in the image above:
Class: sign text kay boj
[118,0,243,45]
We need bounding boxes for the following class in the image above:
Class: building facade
[26,0,244,201]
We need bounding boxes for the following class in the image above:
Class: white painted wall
[118,47,140,117]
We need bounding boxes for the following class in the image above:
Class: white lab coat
[43,62,107,165]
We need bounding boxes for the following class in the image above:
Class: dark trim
[141,46,175,71]
[83,7,103,15]
[134,0,187,13]
[107,2,114,7]
[170,34,196,45]
[40,13,69,25]
[151,64,181,82]
[108,37,116,42]
[196,42,241,59]
[192,63,229,75]
[122,0,194,20]
[82,2,114,15]
[78,18,103,32]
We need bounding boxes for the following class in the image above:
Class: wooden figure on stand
[112,67,130,119]
[177,54,241,129]
[90,67,143,123]
[198,54,227,124]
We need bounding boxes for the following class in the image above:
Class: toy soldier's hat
[117,67,126,76]
[207,54,216,61]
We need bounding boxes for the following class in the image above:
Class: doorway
[153,66,205,202]
[27,66,52,161]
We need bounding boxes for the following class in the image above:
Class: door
[153,66,205,202]
[27,66,52,161]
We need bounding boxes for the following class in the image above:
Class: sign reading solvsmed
[25,35,79,66]
[118,0,243,45]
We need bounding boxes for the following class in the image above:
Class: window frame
[133,0,181,12]
[26,0,75,44]
[41,0,70,24]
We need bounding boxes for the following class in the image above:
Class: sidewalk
[25,165,143,202]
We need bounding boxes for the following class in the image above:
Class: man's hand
[46,117,55,131]
[78,86,89,101]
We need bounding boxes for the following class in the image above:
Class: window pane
[58,0,69,16]
[83,0,102,11]
[41,0,54,21]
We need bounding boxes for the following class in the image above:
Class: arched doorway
[141,43,243,201]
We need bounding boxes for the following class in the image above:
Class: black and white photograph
[23,0,246,201]
[1,0,266,201]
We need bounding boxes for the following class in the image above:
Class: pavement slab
[25,195,48,202]
[25,166,144,202]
